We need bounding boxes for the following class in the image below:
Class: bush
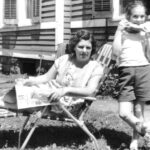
[98,67,119,98]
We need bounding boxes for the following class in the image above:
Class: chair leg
[59,104,100,150]
[20,123,37,150]
[20,106,48,150]
[18,116,30,149]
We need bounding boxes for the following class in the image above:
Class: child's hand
[140,22,150,33]
[125,22,143,33]
[118,19,130,31]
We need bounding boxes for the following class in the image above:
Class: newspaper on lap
[2,78,84,110]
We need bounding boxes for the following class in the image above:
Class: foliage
[98,67,119,98]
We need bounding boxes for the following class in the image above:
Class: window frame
[92,0,112,18]
[26,0,41,23]
[32,0,41,23]
[4,0,18,25]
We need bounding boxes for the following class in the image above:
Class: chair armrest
[70,96,97,101]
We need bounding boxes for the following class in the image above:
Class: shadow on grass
[0,126,88,149]
[0,125,133,149]
[97,128,131,149]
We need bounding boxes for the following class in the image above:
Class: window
[26,0,32,18]
[4,0,17,25]
[33,0,40,17]
[26,0,41,23]
[92,0,112,18]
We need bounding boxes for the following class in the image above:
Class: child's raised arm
[112,20,128,61]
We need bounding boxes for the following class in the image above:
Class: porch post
[55,0,65,47]
[112,0,120,20]
[0,0,4,28]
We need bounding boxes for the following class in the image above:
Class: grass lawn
[0,73,149,149]
[0,98,148,150]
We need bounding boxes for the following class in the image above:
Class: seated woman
[2,30,104,111]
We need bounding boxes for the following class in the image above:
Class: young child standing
[112,1,150,150]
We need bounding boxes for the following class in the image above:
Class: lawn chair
[0,42,113,150]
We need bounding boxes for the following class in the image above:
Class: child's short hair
[125,1,147,20]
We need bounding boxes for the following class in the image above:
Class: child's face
[129,5,146,25]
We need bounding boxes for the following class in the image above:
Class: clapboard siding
[72,0,92,4]
[0,29,56,57]
[71,0,92,21]
[41,12,55,18]
[0,0,117,62]
[42,6,55,12]
[13,36,55,40]
[42,1,55,6]
[14,41,55,45]
[41,0,55,22]
[12,46,55,51]
[71,26,116,45]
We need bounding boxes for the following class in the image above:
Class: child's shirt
[118,22,150,67]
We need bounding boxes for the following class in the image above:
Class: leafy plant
[98,67,119,98]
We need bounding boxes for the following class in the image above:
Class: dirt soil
[0,74,150,150]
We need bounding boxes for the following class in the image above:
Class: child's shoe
[142,122,150,150]
[144,131,150,150]
[130,139,138,150]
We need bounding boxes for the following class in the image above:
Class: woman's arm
[23,64,57,86]
[49,75,102,101]
[49,65,103,101]
[64,74,102,97]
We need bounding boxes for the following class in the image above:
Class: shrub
[98,67,119,98]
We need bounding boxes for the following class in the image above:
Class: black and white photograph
[0,0,150,149]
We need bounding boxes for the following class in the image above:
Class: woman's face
[129,5,146,25]
[74,39,92,63]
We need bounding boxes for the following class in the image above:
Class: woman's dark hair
[125,1,147,20]
[66,30,96,58]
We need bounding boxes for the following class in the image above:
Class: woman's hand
[49,88,67,102]
[23,79,36,86]
[16,77,36,86]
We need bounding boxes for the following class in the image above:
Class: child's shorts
[117,65,150,102]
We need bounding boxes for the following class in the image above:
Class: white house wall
[0,0,120,61]
[17,0,32,26]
